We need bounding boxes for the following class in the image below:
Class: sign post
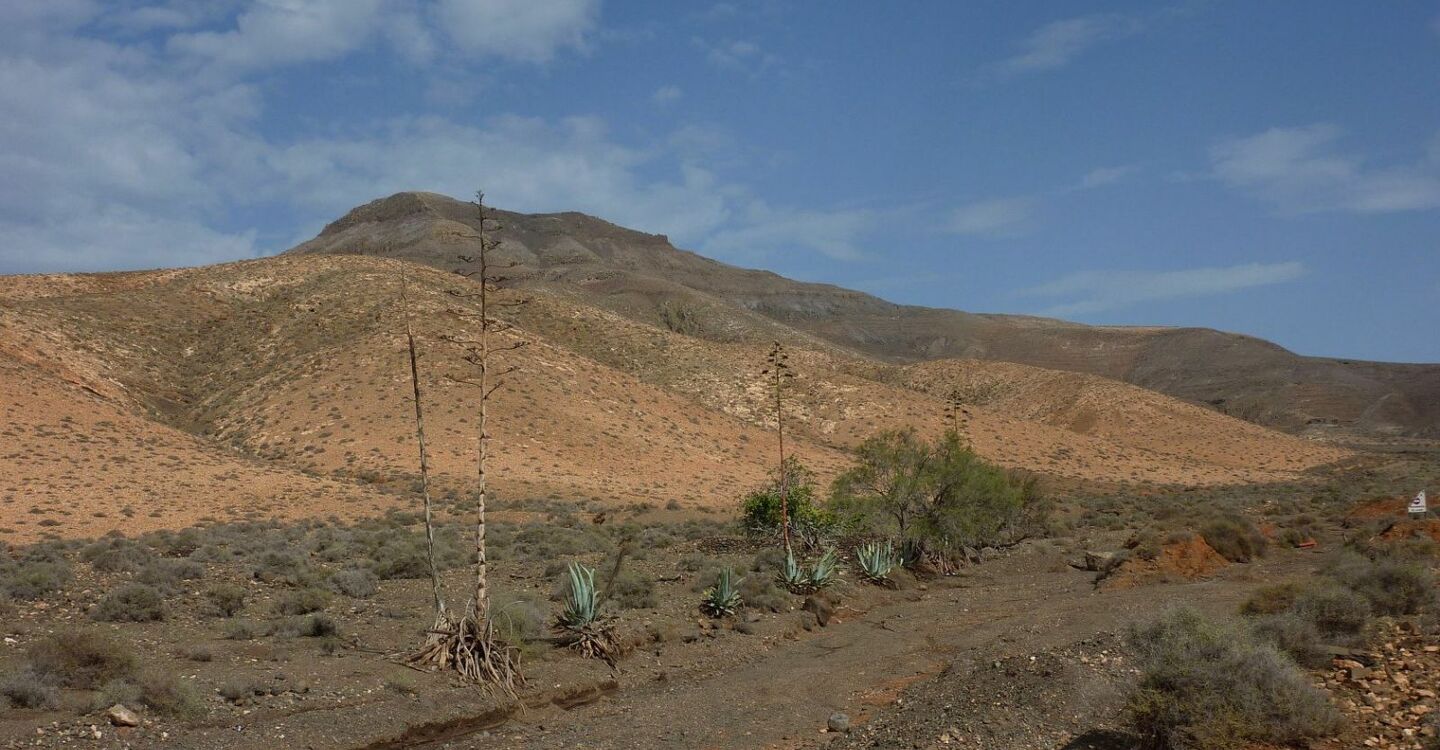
[1409,490,1427,519]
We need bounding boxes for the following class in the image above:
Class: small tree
[741,457,821,532]
[761,342,796,556]
[407,190,525,694]
[829,428,1046,562]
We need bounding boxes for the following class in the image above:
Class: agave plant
[557,561,600,629]
[779,548,840,594]
[700,567,744,617]
[779,550,808,592]
[855,541,897,585]
[554,562,618,663]
[808,548,839,590]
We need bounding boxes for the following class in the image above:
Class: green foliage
[1127,608,1340,750]
[92,583,166,622]
[700,567,743,617]
[557,561,601,630]
[855,541,897,584]
[829,429,1047,555]
[741,457,829,533]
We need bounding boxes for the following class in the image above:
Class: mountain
[1,247,1349,539]
[289,191,1440,438]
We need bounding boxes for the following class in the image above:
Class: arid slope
[290,191,1440,437]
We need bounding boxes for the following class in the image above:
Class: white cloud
[1021,262,1306,317]
[1078,165,1139,189]
[168,0,389,70]
[988,13,1143,78]
[695,36,778,73]
[435,0,598,63]
[652,84,682,105]
[944,197,1034,237]
[1211,124,1440,215]
[0,0,873,274]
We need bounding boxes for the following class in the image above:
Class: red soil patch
[1100,535,1230,590]
[1379,519,1440,544]
[1345,496,1408,525]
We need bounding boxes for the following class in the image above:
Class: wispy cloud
[694,36,780,73]
[1210,124,1440,215]
[982,13,1144,80]
[652,84,682,105]
[943,164,1140,237]
[1021,262,1306,317]
[944,197,1035,237]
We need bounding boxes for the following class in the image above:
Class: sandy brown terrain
[0,252,1355,543]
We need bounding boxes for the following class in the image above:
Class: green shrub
[25,631,137,689]
[1200,518,1268,563]
[1127,608,1340,750]
[741,457,829,532]
[92,583,166,622]
[829,429,1048,553]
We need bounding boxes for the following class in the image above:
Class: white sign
[1410,490,1427,515]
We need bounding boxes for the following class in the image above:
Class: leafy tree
[741,457,828,533]
[829,429,1047,556]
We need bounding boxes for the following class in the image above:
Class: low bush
[204,584,247,617]
[92,583,166,622]
[137,558,205,591]
[1248,612,1329,667]
[607,570,657,610]
[222,619,265,640]
[328,568,379,599]
[134,669,205,719]
[0,670,59,710]
[273,588,329,615]
[25,631,138,689]
[250,550,313,586]
[276,614,337,638]
[1127,608,1340,750]
[1330,557,1435,616]
[1,559,71,600]
[1199,518,1268,563]
[80,539,154,573]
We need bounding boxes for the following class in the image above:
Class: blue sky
[2,1,1438,362]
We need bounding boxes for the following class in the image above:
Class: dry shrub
[25,631,137,689]
[1199,518,1267,563]
[1127,608,1340,750]
[92,583,165,622]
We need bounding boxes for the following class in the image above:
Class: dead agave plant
[403,190,526,696]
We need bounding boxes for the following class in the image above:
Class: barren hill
[0,249,1354,539]
[290,191,1440,438]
